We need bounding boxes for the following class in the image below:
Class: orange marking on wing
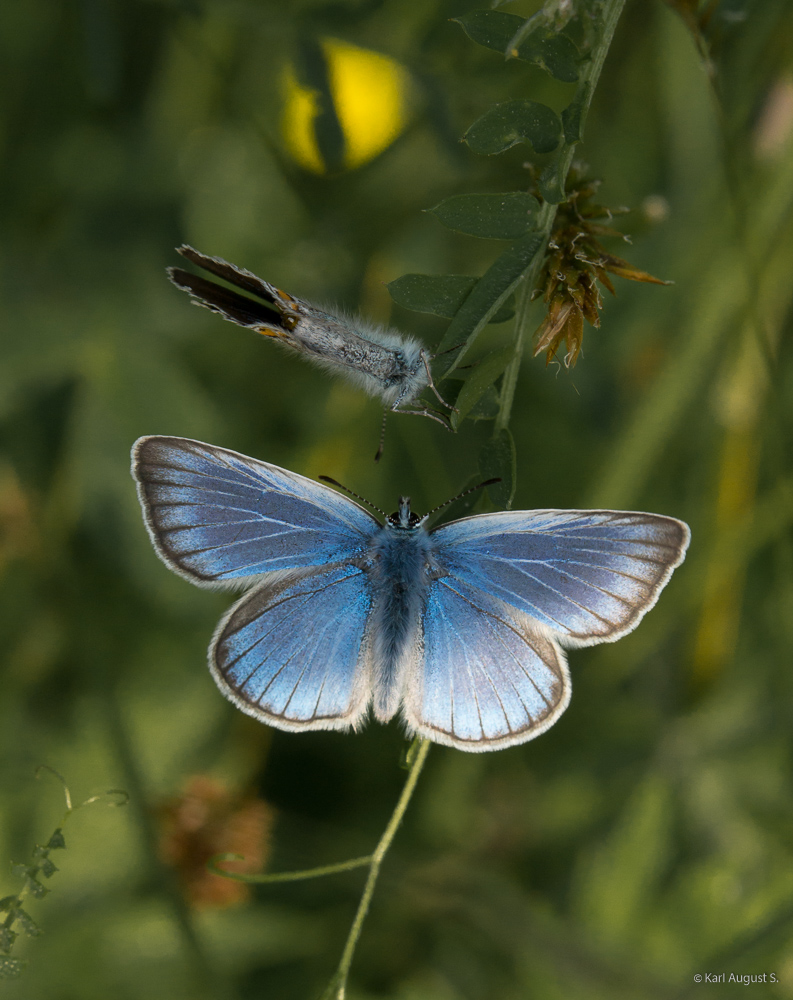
[256,326,290,340]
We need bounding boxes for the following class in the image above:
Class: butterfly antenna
[318,476,386,517]
[374,410,388,463]
[425,477,502,517]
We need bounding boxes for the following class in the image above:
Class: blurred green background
[2,0,793,997]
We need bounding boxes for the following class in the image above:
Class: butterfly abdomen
[365,524,432,722]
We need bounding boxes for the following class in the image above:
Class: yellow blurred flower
[282,39,412,174]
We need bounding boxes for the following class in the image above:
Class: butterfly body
[133,436,690,751]
[362,504,439,721]
[168,246,434,414]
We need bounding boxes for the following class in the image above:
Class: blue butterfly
[132,436,690,752]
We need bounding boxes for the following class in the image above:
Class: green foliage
[464,99,563,155]
[451,347,513,425]
[479,428,517,509]
[428,192,540,240]
[0,835,56,978]
[454,10,581,82]
[390,0,634,432]
[435,232,546,363]
[386,274,515,322]
[562,82,591,143]
[0,773,127,979]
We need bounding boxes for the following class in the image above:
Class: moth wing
[211,564,373,731]
[431,509,689,645]
[132,436,377,588]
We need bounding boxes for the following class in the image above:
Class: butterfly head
[387,496,423,530]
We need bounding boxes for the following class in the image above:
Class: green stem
[207,854,373,884]
[322,739,432,1000]
[494,0,627,432]
[494,229,547,434]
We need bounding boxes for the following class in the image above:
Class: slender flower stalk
[321,739,431,999]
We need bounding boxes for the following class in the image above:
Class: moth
[168,246,452,428]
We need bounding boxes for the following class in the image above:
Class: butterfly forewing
[210,564,373,730]
[432,510,689,644]
[132,437,377,587]
[404,575,570,751]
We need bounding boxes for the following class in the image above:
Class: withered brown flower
[533,167,670,367]
[158,775,273,909]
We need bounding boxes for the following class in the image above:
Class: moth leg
[374,410,388,463]
[431,340,467,359]
[420,350,457,413]
[395,404,453,430]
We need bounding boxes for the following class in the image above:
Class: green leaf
[454,11,580,82]
[23,876,48,900]
[479,429,516,509]
[561,83,591,144]
[388,274,474,318]
[428,192,540,239]
[0,925,17,954]
[490,297,515,323]
[467,385,500,420]
[14,909,41,938]
[533,32,582,83]
[0,896,19,913]
[464,100,561,156]
[539,159,566,203]
[38,858,58,879]
[387,274,514,323]
[452,347,513,424]
[46,829,66,850]
[454,10,523,53]
[436,230,546,369]
[0,956,26,979]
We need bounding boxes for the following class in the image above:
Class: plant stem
[494,223,549,434]
[322,739,432,1000]
[208,854,373,884]
[494,0,627,432]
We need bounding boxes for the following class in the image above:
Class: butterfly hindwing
[210,563,373,731]
[132,436,377,587]
[403,575,570,751]
[431,510,689,645]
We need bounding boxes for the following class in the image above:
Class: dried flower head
[533,164,671,367]
[158,776,273,909]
